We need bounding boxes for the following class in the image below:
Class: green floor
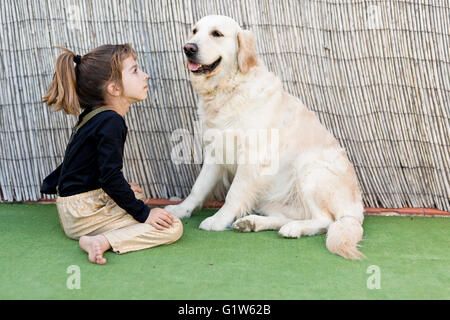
[0,203,449,299]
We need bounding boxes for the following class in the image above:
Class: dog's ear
[237,30,258,74]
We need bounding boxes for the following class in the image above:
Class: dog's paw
[233,216,256,232]
[278,222,302,238]
[164,205,192,219]
[199,215,230,231]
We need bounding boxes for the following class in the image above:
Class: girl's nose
[144,72,149,80]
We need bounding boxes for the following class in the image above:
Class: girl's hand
[129,182,143,194]
[145,208,175,230]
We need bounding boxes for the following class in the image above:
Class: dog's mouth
[187,57,222,74]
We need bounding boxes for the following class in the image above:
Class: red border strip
[148,199,450,216]
[363,206,450,216]
[4,197,449,217]
[145,199,449,216]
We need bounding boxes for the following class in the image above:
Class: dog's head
[184,15,258,92]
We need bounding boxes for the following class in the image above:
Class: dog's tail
[326,215,365,260]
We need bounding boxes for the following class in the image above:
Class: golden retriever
[165,15,365,260]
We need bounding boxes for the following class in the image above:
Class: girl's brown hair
[42,44,138,116]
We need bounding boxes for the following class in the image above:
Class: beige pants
[56,189,183,254]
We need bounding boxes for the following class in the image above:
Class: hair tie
[74,55,82,64]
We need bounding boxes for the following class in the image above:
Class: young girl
[41,44,182,265]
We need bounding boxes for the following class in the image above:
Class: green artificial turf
[0,203,449,300]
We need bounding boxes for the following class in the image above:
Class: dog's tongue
[188,61,201,71]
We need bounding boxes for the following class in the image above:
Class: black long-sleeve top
[41,108,150,223]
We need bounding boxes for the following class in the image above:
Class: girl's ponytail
[42,47,81,116]
[43,44,137,115]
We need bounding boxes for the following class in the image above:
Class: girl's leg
[57,189,183,263]
[101,217,183,254]
[88,190,183,255]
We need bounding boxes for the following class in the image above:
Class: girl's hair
[42,44,138,116]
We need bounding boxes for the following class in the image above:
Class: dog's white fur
[166,15,365,260]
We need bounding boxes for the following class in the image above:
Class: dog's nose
[183,43,198,57]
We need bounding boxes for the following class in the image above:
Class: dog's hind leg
[278,169,334,238]
[233,214,293,232]
[282,160,365,259]
[278,217,332,238]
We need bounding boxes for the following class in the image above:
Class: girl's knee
[64,228,81,240]
[169,218,183,242]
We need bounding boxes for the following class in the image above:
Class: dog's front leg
[199,165,262,231]
[165,163,223,218]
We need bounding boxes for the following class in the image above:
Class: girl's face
[121,56,149,103]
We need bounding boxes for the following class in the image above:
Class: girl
[41,44,182,265]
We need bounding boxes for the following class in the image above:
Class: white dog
[165,15,365,260]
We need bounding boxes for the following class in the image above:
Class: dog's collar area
[189,57,222,74]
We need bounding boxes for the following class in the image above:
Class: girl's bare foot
[79,235,111,265]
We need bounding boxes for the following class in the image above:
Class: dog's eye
[211,30,223,37]
[192,28,197,35]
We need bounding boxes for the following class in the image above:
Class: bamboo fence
[0,0,448,212]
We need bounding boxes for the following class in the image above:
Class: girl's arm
[41,164,63,194]
[96,114,150,223]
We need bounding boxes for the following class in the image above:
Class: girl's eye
[212,30,223,37]
[134,68,138,73]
